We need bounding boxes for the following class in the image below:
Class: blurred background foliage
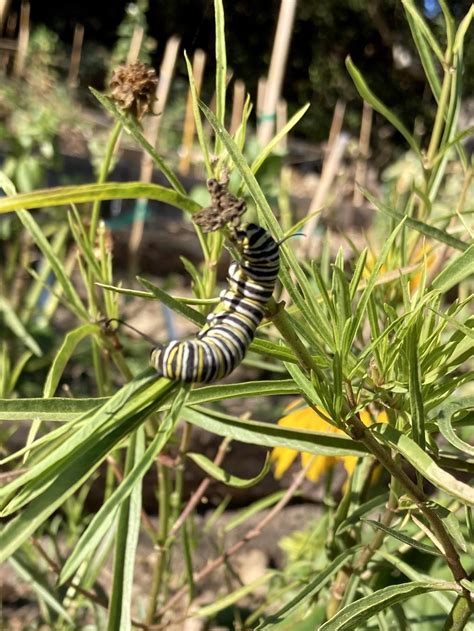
[20,0,474,151]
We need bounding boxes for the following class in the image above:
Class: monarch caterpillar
[150,222,280,383]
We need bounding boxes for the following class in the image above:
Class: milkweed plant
[0,1,473,629]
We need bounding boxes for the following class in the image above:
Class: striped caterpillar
[151,180,279,383]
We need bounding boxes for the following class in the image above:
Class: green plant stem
[170,422,192,525]
[269,300,323,377]
[145,463,171,625]
[425,52,453,169]
[89,120,122,243]
[444,593,474,630]
[327,482,399,617]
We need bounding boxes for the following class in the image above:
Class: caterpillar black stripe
[151,223,280,383]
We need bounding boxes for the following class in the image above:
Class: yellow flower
[271,404,388,483]
[364,240,437,295]
[408,243,437,294]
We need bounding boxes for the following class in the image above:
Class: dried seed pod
[109,62,158,120]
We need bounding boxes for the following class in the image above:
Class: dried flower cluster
[109,62,158,120]
[193,177,247,233]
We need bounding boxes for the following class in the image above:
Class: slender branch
[169,436,231,539]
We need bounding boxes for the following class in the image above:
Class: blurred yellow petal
[302,451,336,482]
[272,404,389,485]
[271,445,298,479]
[342,455,358,477]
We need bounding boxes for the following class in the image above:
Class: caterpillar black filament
[151,221,280,383]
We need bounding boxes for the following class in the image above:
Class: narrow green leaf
[346,57,421,157]
[0,380,176,563]
[223,490,289,532]
[349,248,368,300]
[182,406,366,457]
[375,550,459,618]
[90,88,185,194]
[138,276,206,327]
[438,401,474,456]
[257,547,362,629]
[347,218,407,354]
[0,296,42,357]
[184,51,212,177]
[188,452,271,488]
[401,0,445,62]
[250,103,310,176]
[362,519,442,556]
[213,0,227,156]
[0,397,104,425]
[372,423,474,505]
[405,9,441,99]
[0,374,174,509]
[0,182,201,216]
[320,581,454,631]
[0,380,298,426]
[196,572,276,618]
[107,428,145,631]
[362,187,469,252]
[9,553,73,624]
[407,323,426,449]
[454,5,474,53]
[336,493,388,534]
[60,405,178,584]
[44,324,101,398]
[16,210,88,319]
[431,244,474,292]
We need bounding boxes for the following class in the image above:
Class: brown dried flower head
[109,62,158,120]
